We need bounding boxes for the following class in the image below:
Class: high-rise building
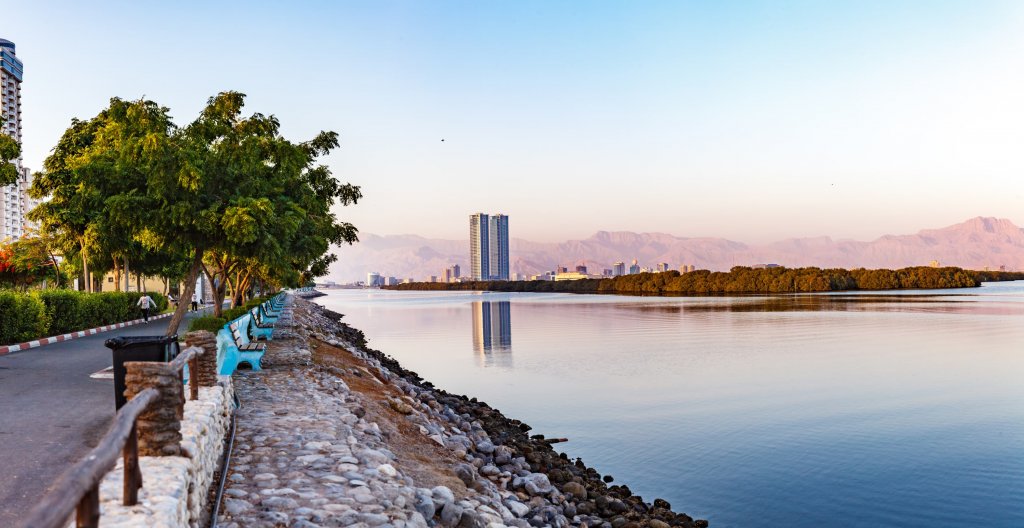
[488,214,509,280]
[657,262,670,272]
[629,259,641,275]
[443,263,461,282]
[470,213,509,280]
[470,213,489,280]
[1,38,35,241]
[613,261,625,276]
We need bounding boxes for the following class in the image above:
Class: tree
[0,238,60,289]
[30,92,361,335]
[147,92,359,335]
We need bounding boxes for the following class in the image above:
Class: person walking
[191,291,199,312]
[136,293,156,322]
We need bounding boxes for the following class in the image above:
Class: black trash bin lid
[104,335,178,349]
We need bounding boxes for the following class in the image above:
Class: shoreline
[220,296,709,527]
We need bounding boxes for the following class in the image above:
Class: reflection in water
[472,301,512,367]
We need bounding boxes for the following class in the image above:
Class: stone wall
[90,376,234,528]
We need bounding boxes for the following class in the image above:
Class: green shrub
[0,291,48,345]
[77,293,104,328]
[188,316,227,333]
[97,292,134,325]
[38,290,84,335]
[221,306,250,321]
[243,296,269,310]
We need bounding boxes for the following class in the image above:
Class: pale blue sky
[6,1,1024,243]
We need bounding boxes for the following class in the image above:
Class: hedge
[0,290,169,346]
[188,316,228,333]
[0,292,48,345]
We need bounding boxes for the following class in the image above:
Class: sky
[6,1,1024,244]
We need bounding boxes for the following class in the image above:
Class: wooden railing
[21,343,208,528]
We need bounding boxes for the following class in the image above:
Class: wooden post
[188,356,199,401]
[76,485,100,528]
[123,424,142,505]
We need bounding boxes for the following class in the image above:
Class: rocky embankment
[218,298,708,528]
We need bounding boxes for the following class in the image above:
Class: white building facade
[1,38,36,241]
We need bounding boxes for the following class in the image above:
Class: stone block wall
[91,376,234,528]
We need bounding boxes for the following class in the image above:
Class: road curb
[0,312,174,356]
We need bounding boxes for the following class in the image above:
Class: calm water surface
[315,282,1024,527]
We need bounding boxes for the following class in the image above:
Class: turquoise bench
[259,303,279,323]
[248,307,274,341]
[216,318,265,375]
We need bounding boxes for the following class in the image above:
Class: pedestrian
[136,293,156,322]
[191,291,199,312]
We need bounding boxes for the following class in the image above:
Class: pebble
[378,463,398,477]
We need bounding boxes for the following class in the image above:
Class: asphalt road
[0,307,212,526]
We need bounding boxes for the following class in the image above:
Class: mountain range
[327,217,1024,282]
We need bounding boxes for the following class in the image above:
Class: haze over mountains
[327,217,1024,283]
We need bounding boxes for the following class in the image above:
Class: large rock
[562,482,587,500]
[504,499,530,518]
[522,473,553,496]
[440,503,465,527]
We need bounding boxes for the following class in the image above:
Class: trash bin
[105,335,180,410]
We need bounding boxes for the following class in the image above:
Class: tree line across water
[387,266,1024,295]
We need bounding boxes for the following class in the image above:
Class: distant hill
[328,217,1024,282]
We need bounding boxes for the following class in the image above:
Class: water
[314,282,1024,527]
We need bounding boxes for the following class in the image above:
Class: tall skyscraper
[470,213,490,280]
[470,213,509,280]
[1,38,33,241]
[613,261,625,276]
[488,214,509,280]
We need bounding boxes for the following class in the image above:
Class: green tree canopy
[29,92,360,334]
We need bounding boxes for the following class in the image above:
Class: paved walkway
[0,308,213,527]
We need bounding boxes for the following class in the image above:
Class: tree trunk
[113,257,121,292]
[203,265,229,318]
[49,250,62,288]
[233,270,252,307]
[81,243,90,293]
[136,272,142,294]
[165,251,205,337]
[214,278,228,317]
[124,256,131,292]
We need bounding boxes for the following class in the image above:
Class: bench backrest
[216,328,237,374]
[229,314,253,346]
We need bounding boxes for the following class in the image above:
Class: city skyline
[4,1,1024,245]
